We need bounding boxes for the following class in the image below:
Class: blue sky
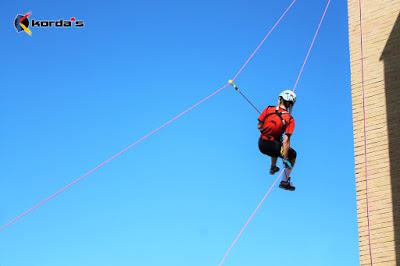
[0,0,358,265]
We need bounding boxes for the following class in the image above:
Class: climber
[257,90,297,191]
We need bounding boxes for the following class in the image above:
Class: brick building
[347,0,400,265]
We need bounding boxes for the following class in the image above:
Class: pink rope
[218,2,332,265]
[231,0,297,82]
[0,84,228,232]
[292,0,331,92]
[358,0,373,264]
[218,171,283,266]
[0,0,297,233]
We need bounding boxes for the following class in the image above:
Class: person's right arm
[282,116,295,168]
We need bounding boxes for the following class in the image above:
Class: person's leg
[288,148,297,167]
[268,140,281,174]
[258,138,269,155]
[271,157,278,167]
[258,138,280,174]
[270,157,279,174]
[279,148,297,191]
[283,148,297,181]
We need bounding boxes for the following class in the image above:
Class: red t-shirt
[258,106,295,141]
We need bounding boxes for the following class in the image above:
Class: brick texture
[348,0,400,265]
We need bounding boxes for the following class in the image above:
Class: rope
[0,0,297,233]
[0,84,228,233]
[231,0,297,82]
[218,171,283,266]
[217,1,332,265]
[292,0,331,92]
[229,0,297,113]
[232,0,330,113]
[358,0,373,264]
[232,84,261,114]
[236,90,261,113]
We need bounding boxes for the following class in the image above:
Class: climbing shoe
[269,166,280,175]
[279,180,295,191]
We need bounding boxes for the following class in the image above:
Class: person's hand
[283,159,293,169]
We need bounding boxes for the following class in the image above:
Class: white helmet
[279,90,296,104]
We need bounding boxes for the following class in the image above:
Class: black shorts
[258,138,297,162]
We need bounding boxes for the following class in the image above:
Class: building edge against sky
[348,0,400,265]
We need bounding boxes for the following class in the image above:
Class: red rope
[358,0,373,264]
[0,0,293,233]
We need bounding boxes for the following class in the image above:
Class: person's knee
[258,142,267,155]
[290,149,297,159]
[288,149,297,165]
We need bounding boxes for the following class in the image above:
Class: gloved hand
[283,159,293,169]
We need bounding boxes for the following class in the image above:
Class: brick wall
[348,0,400,265]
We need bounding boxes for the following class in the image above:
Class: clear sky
[0,0,358,265]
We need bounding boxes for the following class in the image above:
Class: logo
[14,12,32,36]
[14,12,84,36]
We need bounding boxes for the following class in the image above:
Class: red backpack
[260,107,290,141]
